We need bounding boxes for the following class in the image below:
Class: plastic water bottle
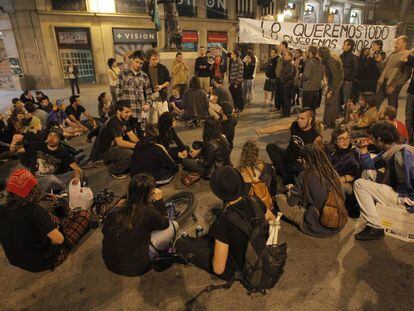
[267,220,275,246]
[273,212,283,245]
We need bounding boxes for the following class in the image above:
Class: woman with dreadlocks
[275,145,345,237]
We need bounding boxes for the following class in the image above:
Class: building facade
[0,0,400,90]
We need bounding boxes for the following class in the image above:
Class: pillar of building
[400,0,410,22]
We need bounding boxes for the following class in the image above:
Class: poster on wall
[112,28,157,65]
[0,39,14,88]
[239,18,397,55]
[9,58,22,75]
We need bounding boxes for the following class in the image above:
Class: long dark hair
[203,117,222,143]
[189,76,201,90]
[112,174,155,233]
[301,145,343,202]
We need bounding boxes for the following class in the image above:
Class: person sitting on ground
[102,174,179,276]
[275,145,345,237]
[348,92,379,132]
[38,96,54,114]
[0,169,92,272]
[354,121,414,241]
[381,105,409,143]
[182,118,232,178]
[25,102,48,130]
[258,108,323,184]
[20,90,35,104]
[326,125,361,217]
[6,108,27,139]
[47,100,85,138]
[97,92,114,122]
[176,166,273,281]
[238,139,277,220]
[93,101,138,179]
[158,112,189,162]
[35,91,49,104]
[5,98,26,119]
[182,76,209,127]
[168,86,184,118]
[10,126,83,193]
[209,77,237,149]
[130,124,178,186]
[65,95,97,132]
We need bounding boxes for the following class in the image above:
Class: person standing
[357,48,379,94]
[242,51,256,107]
[401,49,414,142]
[375,36,412,111]
[107,58,120,103]
[66,61,80,96]
[274,41,288,111]
[228,50,244,113]
[301,46,324,111]
[116,50,153,136]
[319,47,344,129]
[279,51,296,117]
[372,39,387,73]
[142,49,171,125]
[340,39,358,110]
[211,54,226,82]
[292,49,305,107]
[171,52,189,96]
[263,47,279,109]
[195,46,212,93]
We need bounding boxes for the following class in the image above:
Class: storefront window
[176,0,197,17]
[115,0,147,14]
[55,27,95,83]
[206,0,227,19]
[303,2,318,23]
[51,0,86,11]
[330,7,342,24]
[182,31,198,51]
[350,9,361,24]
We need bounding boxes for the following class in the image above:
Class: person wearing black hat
[176,166,270,281]
[9,126,83,193]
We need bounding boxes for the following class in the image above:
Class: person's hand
[256,128,264,136]
[339,176,346,184]
[92,120,97,129]
[355,137,371,154]
[12,134,24,144]
[82,126,89,133]
[152,188,163,201]
[386,86,395,95]
[326,91,333,99]
[71,178,80,186]
[286,184,294,191]
[154,85,161,92]
[374,54,382,62]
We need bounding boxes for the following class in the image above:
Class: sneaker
[110,173,128,180]
[355,225,385,241]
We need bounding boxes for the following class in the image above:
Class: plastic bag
[69,178,94,211]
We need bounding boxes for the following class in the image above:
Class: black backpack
[225,196,287,293]
[185,197,287,310]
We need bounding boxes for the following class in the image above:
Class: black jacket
[358,56,380,82]
[203,135,232,176]
[340,50,358,81]
[142,62,171,101]
[280,61,296,85]
[158,128,188,152]
[265,56,278,79]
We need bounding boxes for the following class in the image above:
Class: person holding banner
[375,36,412,112]
[319,47,344,129]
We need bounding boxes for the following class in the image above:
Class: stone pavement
[0,74,413,311]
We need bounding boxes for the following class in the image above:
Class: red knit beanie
[7,169,38,198]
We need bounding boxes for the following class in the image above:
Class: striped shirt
[116,69,153,118]
[228,58,243,85]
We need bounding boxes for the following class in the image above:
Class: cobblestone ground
[0,74,413,311]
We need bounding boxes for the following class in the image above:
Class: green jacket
[323,57,344,93]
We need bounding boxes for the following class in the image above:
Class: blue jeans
[405,93,414,139]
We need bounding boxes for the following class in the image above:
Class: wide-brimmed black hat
[210,166,245,202]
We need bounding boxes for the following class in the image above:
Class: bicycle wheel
[165,191,196,225]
